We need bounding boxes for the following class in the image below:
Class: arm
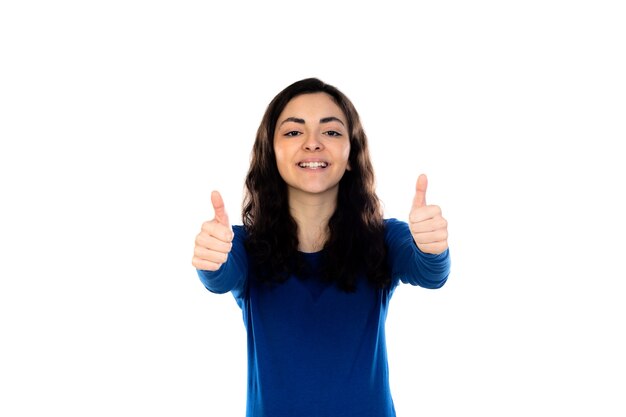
[386,174,451,289]
[192,191,247,297]
[197,225,248,295]
[385,218,450,289]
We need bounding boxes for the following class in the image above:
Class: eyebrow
[279,116,345,126]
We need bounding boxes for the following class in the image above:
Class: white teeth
[298,161,328,168]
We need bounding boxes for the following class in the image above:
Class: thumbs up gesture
[192,191,235,271]
[409,174,448,255]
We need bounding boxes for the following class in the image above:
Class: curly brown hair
[242,78,389,292]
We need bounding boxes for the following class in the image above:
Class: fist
[192,191,235,271]
[409,174,448,255]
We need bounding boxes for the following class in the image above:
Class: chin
[290,184,340,197]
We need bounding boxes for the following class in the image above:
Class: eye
[285,131,302,137]
[324,130,342,137]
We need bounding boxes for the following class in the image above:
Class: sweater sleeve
[196,225,248,298]
[385,218,450,290]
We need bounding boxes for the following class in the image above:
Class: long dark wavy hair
[242,78,389,292]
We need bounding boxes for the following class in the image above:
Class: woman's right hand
[192,191,234,271]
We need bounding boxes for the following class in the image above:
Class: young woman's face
[273,93,351,201]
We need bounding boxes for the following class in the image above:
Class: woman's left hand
[409,174,449,255]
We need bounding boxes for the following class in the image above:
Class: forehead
[279,93,346,120]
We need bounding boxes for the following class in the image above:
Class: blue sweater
[197,218,450,417]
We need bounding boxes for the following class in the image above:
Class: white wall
[1,1,624,416]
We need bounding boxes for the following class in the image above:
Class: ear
[346,161,352,171]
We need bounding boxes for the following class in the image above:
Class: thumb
[211,190,230,226]
[412,174,428,209]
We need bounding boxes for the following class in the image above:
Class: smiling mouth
[298,161,329,169]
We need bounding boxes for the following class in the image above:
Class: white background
[1,1,625,416]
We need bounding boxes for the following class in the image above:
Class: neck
[288,190,337,253]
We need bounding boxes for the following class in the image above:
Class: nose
[303,133,324,151]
